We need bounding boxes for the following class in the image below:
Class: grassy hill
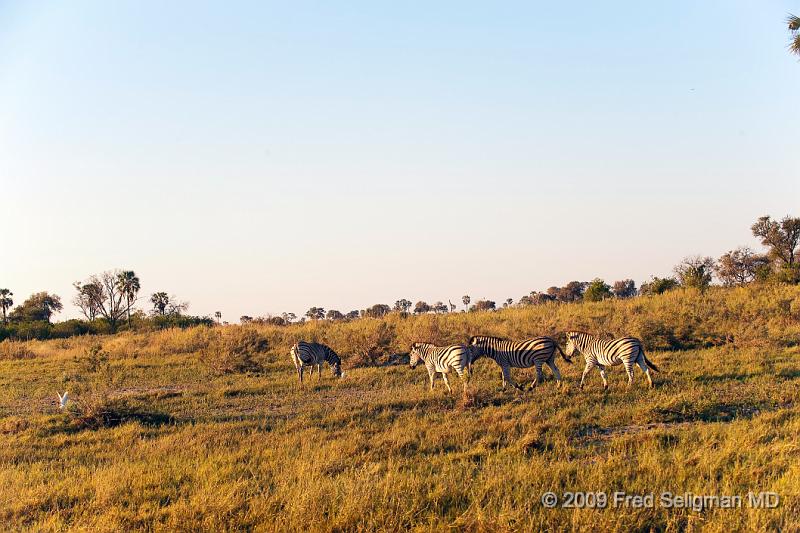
[1,284,799,531]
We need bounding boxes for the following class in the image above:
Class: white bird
[57,391,69,409]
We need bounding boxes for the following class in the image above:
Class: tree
[640,276,679,296]
[306,307,325,320]
[584,278,613,302]
[0,289,12,323]
[150,292,170,315]
[751,215,800,281]
[73,270,138,331]
[73,281,103,320]
[393,299,412,314]
[116,271,140,328]
[462,295,470,311]
[519,291,554,306]
[432,301,448,314]
[214,311,222,323]
[503,298,513,308]
[674,256,715,291]
[345,310,360,320]
[240,315,253,324]
[149,292,187,316]
[9,292,63,322]
[281,312,297,324]
[550,281,587,302]
[715,247,769,286]
[470,299,496,312]
[789,14,800,57]
[414,301,431,314]
[326,309,344,320]
[365,304,391,318]
[612,279,637,299]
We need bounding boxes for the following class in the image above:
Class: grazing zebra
[469,335,572,390]
[409,342,470,394]
[290,341,344,384]
[564,331,659,389]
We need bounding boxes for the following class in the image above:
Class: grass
[0,285,799,531]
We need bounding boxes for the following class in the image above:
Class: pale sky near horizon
[1,1,798,322]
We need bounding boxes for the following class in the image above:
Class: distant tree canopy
[674,256,715,291]
[751,215,800,282]
[640,276,679,296]
[715,247,769,286]
[365,304,391,318]
[326,309,344,320]
[470,299,496,312]
[461,295,470,310]
[393,299,412,314]
[150,292,188,317]
[612,279,637,299]
[413,301,431,314]
[519,291,554,306]
[0,289,13,323]
[73,270,140,332]
[432,301,448,314]
[584,279,613,302]
[9,292,63,323]
[789,14,800,57]
[305,307,325,320]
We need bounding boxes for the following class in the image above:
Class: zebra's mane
[471,335,509,342]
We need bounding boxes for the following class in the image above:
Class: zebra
[409,342,471,394]
[563,331,659,389]
[290,341,344,384]
[469,335,572,390]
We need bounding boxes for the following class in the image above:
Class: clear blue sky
[1,1,798,321]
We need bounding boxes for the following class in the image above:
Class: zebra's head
[564,331,580,357]
[468,336,486,361]
[409,342,423,368]
[328,351,344,378]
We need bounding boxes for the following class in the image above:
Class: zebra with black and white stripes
[409,342,470,393]
[290,341,344,384]
[469,335,572,390]
[564,331,659,389]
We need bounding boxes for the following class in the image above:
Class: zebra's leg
[502,366,523,391]
[441,372,453,394]
[637,359,654,388]
[428,369,436,390]
[597,365,609,390]
[531,362,545,389]
[318,363,323,379]
[299,365,304,384]
[547,361,563,388]
[624,361,635,388]
[580,361,595,389]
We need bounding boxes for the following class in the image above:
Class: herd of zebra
[290,331,660,392]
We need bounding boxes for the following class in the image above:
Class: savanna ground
[1,285,799,531]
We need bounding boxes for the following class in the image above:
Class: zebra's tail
[642,350,660,372]
[555,343,573,364]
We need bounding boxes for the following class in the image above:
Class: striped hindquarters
[411,343,470,374]
[292,341,341,367]
[567,332,643,367]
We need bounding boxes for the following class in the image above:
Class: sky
[1,1,798,322]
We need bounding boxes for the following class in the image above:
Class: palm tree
[116,270,140,328]
[790,14,800,56]
[215,311,222,324]
[0,289,12,323]
[462,295,470,311]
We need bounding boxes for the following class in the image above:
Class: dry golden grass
[0,284,798,531]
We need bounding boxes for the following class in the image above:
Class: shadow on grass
[651,401,772,423]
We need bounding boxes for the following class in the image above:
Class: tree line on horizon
[1,214,798,340]
[241,214,799,325]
